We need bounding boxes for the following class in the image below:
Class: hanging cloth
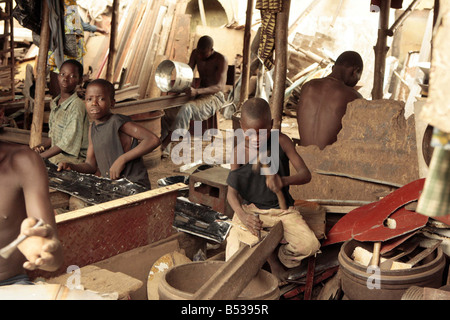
[256,0,283,70]
[417,128,450,217]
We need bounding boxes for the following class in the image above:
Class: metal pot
[155,60,193,93]
[338,239,445,300]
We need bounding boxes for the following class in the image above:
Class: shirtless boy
[0,141,63,286]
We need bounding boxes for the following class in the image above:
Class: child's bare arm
[279,133,311,187]
[17,149,63,272]
[109,121,161,179]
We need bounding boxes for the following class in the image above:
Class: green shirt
[48,92,89,158]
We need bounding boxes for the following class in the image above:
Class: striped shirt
[48,92,89,158]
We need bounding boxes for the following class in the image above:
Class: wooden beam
[387,0,422,36]
[112,94,190,116]
[372,0,391,100]
[29,0,50,148]
[238,0,254,109]
[270,0,290,130]
[106,0,119,82]
[193,222,283,300]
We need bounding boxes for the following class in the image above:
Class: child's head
[58,59,83,94]
[240,97,273,148]
[85,79,115,123]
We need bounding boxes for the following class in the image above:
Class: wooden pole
[270,0,290,130]
[29,0,50,148]
[371,0,391,100]
[238,0,254,110]
[198,0,207,26]
[106,0,119,82]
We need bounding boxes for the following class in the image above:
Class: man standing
[296,51,363,150]
[161,35,228,152]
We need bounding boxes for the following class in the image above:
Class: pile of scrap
[321,178,450,300]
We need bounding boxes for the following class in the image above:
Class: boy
[0,141,63,286]
[226,98,320,283]
[57,79,161,189]
[34,59,89,165]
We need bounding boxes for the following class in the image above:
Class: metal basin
[155,60,193,93]
[338,239,445,300]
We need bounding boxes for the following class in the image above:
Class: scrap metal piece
[323,178,427,246]
[45,159,148,205]
[173,197,232,243]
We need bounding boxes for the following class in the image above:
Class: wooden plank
[114,85,140,102]
[0,127,49,145]
[128,0,163,85]
[164,0,189,59]
[146,54,167,99]
[112,1,141,81]
[138,5,167,99]
[238,0,254,109]
[156,1,176,57]
[193,222,283,300]
[112,94,190,116]
[106,0,119,82]
[166,14,191,63]
[56,183,187,224]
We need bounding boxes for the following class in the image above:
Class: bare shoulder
[213,51,227,64]
[9,143,44,172]
[278,132,295,150]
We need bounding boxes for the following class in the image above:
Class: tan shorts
[225,204,321,268]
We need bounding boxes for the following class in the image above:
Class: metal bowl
[155,60,193,93]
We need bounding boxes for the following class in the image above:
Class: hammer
[252,156,287,210]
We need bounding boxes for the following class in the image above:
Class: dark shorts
[0,274,34,286]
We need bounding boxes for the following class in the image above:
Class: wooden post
[238,0,254,110]
[371,0,391,100]
[29,0,50,148]
[106,0,119,82]
[198,0,207,26]
[270,0,290,130]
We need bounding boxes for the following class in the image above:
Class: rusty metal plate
[323,179,426,246]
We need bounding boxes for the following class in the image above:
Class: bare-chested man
[296,51,363,150]
[0,141,63,286]
[161,35,228,151]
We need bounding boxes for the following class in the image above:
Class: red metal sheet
[353,207,427,242]
[323,179,426,246]
[29,189,178,279]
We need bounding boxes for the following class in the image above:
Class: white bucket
[155,60,194,93]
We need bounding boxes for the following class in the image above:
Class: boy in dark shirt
[226,98,320,283]
[57,79,161,189]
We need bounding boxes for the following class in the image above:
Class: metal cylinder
[154,60,193,93]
